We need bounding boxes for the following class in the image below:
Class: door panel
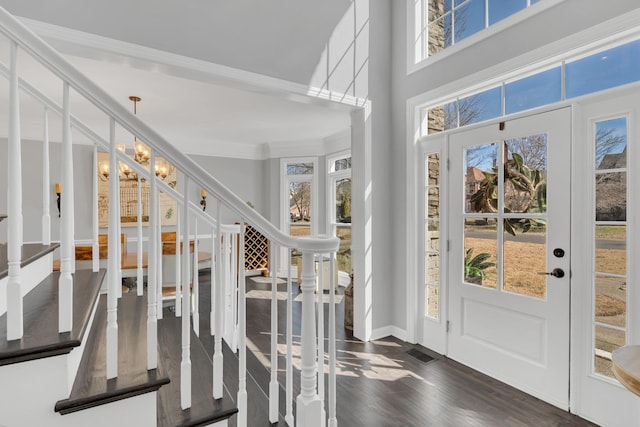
[448,109,571,409]
[572,94,640,427]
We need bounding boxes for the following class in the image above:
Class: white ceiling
[0,29,352,158]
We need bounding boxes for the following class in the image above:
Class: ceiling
[0,29,352,159]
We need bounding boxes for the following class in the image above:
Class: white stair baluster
[7,40,23,340]
[136,176,143,296]
[237,221,247,427]
[213,204,224,399]
[328,252,337,427]
[285,248,294,426]
[91,146,99,272]
[147,152,158,370]
[156,193,164,320]
[317,253,325,412]
[42,107,51,246]
[106,117,119,379]
[210,224,216,336]
[192,216,200,337]
[180,176,192,409]
[116,168,122,300]
[58,80,74,334]
[269,241,280,423]
[175,205,181,317]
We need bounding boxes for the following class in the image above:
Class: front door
[448,108,571,408]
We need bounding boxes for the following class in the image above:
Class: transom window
[420,38,640,136]
[413,0,542,64]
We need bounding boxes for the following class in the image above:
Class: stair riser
[0,253,53,316]
[0,355,71,426]
[60,392,157,426]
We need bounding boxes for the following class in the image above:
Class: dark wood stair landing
[0,269,104,366]
[157,310,238,427]
[0,243,60,280]
[55,292,169,415]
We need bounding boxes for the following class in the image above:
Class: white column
[147,152,158,370]
[328,253,337,427]
[269,241,280,423]
[7,40,23,340]
[106,118,119,379]
[136,176,143,296]
[58,81,74,334]
[91,146,99,272]
[180,176,192,410]
[42,107,51,246]
[285,249,294,426]
[237,221,247,427]
[192,217,200,337]
[296,251,324,427]
[213,204,224,399]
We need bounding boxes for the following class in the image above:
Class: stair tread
[55,292,170,414]
[0,269,104,365]
[0,214,6,222]
[157,313,238,427]
[0,243,60,281]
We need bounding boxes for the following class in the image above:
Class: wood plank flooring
[194,269,599,427]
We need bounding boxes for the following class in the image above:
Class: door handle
[538,268,565,278]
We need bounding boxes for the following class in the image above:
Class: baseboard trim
[370,326,408,342]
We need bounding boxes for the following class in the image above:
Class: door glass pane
[594,325,626,378]
[595,172,626,222]
[289,181,311,236]
[504,135,548,214]
[464,218,498,289]
[595,275,626,329]
[465,143,497,213]
[595,225,626,276]
[596,118,627,170]
[427,285,440,318]
[503,219,547,299]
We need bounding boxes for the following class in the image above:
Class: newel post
[296,251,325,427]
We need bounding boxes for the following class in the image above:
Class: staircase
[0,6,339,427]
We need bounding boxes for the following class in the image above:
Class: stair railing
[0,6,340,426]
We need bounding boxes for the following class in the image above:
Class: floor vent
[407,348,435,364]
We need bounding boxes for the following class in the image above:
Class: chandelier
[99,96,167,181]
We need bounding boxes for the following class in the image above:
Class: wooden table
[612,345,640,397]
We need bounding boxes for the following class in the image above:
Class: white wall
[0,138,93,243]
[389,0,640,333]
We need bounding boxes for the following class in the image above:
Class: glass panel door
[449,108,571,409]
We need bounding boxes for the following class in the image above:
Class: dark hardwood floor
[193,269,599,427]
